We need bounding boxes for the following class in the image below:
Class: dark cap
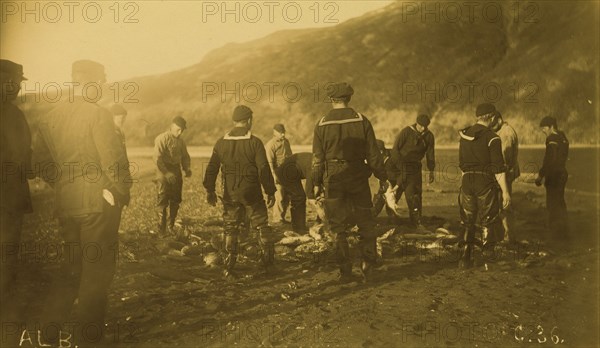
[110,104,127,116]
[475,103,496,117]
[327,82,354,99]
[375,139,386,152]
[172,116,187,130]
[416,114,431,127]
[72,60,105,81]
[0,59,27,80]
[273,123,286,133]
[233,105,253,121]
[539,116,557,128]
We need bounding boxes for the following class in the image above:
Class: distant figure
[203,105,276,278]
[390,114,435,230]
[458,103,510,268]
[312,83,388,282]
[535,116,569,237]
[33,60,131,344]
[277,152,313,233]
[371,139,397,222]
[491,111,520,243]
[109,104,132,231]
[0,59,33,313]
[153,116,192,235]
[265,123,293,224]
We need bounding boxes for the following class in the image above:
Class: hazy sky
[1,1,392,85]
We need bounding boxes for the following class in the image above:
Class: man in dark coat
[312,82,388,282]
[203,105,276,277]
[458,103,511,268]
[0,59,33,314]
[33,60,131,344]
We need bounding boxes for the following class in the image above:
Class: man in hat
[312,82,388,282]
[390,114,436,230]
[371,139,397,222]
[153,116,192,235]
[0,59,33,312]
[491,111,520,243]
[33,60,131,343]
[276,152,314,233]
[203,105,277,277]
[535,116,569,237]
[265,123,293,224]
[458,103,511,268]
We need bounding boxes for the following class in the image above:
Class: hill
[19,1,600,146]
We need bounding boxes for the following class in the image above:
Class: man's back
[35,97,129,216]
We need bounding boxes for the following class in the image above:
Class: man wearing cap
[265,123,293,224]
[458,103,511,268]
[277,152,314,233]
[153,116,192,235]
[203,105,277,277]
[390,114,436,230]
[0,59,33,311]
[312,82,388,282]
[535,116,569,237]
[491,111,520,243]
[371,139,397,222]
[33,60,131,343]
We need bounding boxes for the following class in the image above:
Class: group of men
[1,57,572,344]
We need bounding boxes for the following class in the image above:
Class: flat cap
[72,59,105,80]
[0,59,27,80]
[110,104,127,116]
[416,114,431,127]
[172,116,187,130]
[273,123,286,133]
[327,82,354,99]
[475,103,496,117]
[233,105,253,121]
[539,116,557,128]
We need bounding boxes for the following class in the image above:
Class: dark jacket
[458,124,506,176]
[278,152,314,198]
[0,102,33,213]
[391,124,435,171]
[312,108,387,186]
[539,131,569,178]
[203,127,276,204]
[33,97,131,217]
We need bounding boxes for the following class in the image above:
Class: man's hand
[207,191,217,206]
[502,192,511,210]
[313,185,324,200]
[185,169,192,178]
[266,194,275,208]
[534,175,543,187]
[164,172,177,184]
[428,171,435,184]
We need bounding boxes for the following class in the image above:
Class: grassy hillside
[19,1,599,146]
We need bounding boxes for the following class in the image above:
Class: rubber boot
[259,226,276,274]
[358,237,377,283]
[459,225,475,269]
[168,204,180,232]
[335,234,353,282]
[157,207,167,235]
[223,235,239,278]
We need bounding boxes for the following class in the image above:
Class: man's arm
[202,143,221,192]
[311,123,325,188]
[31,124,57,186]
[425,132,435,172]
[489,136,510,208]
[538,138,558,178]
[255,139,276,196]
[153,134,170,175]
[92,109,130,196]
[364,119,387,182]
[265,139,279,183]
[181,139,192,176]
